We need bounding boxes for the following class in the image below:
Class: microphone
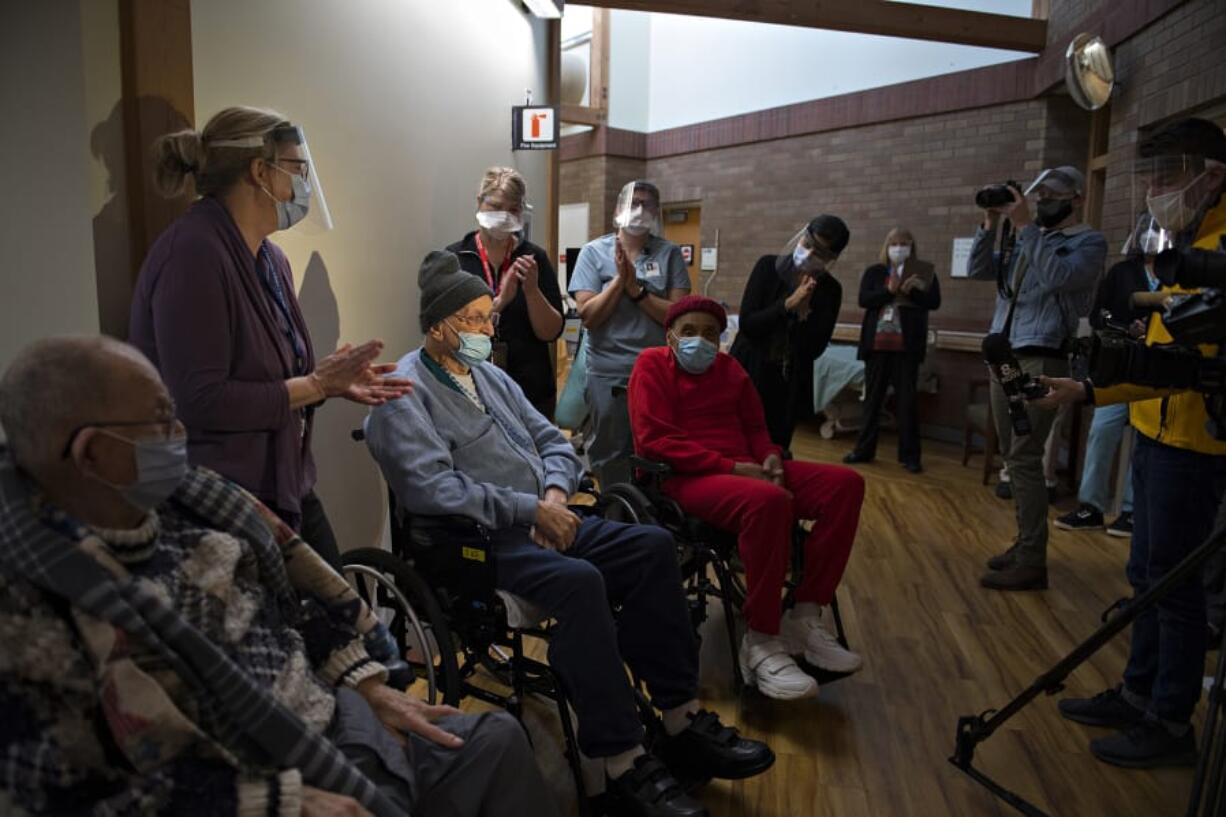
[982,333,1046,436]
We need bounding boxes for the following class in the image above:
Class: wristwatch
[630,285,650,303]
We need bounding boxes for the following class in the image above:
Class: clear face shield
[1121,212,1175,258]
[777,224,840,278]
[613,181,660,236]
[211,124,333,232]
[1131,153,1224,239]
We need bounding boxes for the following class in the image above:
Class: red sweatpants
[664,461,864,635]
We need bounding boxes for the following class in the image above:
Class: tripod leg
[1191,628,1226,816]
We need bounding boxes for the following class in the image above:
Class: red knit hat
[664,295,727,332]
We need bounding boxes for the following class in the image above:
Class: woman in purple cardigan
[129,106,410,567]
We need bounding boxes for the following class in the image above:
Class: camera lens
[975,184,1015,210]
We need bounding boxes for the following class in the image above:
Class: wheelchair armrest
[628,456,671,477]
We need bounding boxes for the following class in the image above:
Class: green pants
[989,355,1068,567]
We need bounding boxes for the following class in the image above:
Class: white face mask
[1146,171,1207,233]
[887,245,911,265]
[476,210,522,239]
[617,205,656,236]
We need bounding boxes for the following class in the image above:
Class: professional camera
[1076,289,1226,389]
[974,180,1023,210]
[1154,245,1226,288]
[1072,245,1226,437]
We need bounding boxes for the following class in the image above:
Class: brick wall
[1102,0,1226,253]
[559,0,1226,436]
[559,154,646,238]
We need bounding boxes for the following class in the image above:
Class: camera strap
[1001,250,1031,341]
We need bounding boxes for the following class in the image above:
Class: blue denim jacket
[968,221,1107,349]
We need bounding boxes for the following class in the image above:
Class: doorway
[661,203,701,292]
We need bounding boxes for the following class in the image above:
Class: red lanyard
[475,233,515,294]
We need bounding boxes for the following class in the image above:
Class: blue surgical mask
[446,322,493,367]
[263,166,312,231]
[672,335,718,375]
[95,431,189,513]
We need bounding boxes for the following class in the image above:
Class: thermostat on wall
[700,247,718,271]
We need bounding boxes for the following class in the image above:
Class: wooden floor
[461,425,1201,817]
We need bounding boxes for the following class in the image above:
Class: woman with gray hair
[128,106,411,568]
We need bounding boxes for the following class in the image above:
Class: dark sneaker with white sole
[1106,512,1133,537]
[1090,721,1197,769]
[1058,686,1146,729]
[1054,504,1104,531]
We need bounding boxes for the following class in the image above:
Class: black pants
[297,490,344,572]
[491,516,699,757]
[852,352,920,465]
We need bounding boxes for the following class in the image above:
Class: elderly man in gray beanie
[364,251,774,817]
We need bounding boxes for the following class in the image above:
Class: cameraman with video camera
[968,165,1107,591]
[1038,118,1226,769]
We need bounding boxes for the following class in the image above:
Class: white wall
[192,0,552,551]
[584,0,1035,132]
[0,1,104,428]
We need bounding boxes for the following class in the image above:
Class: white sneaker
[781,609,863,674]
[738,635,818,700]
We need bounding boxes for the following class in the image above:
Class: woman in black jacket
[447,167,564,419]
[843,228,940,472]
[730,215,849,449]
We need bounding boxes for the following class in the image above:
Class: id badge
[882,306,895,323]
[642,260,663,290]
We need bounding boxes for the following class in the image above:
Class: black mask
[1035,198,1074,229]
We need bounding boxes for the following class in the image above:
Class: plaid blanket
[0,448,406,817]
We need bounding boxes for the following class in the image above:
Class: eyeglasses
[451,312,498,330]
[274,157,310,181]
[62,417,183,459]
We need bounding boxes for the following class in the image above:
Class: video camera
[1072,245,1226,437]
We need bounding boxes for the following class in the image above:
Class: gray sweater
[968,221,1106,350]
[364,349,584,529]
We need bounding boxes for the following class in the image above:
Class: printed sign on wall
[512,106,559,151]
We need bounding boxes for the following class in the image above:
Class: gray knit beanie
[418,250,492,332]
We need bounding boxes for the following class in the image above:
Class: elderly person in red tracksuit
[628,295,864,700]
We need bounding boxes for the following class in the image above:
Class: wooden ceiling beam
[582,0,1048,53]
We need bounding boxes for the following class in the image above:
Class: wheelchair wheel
[600,482,658,526]
[342,548,461,707]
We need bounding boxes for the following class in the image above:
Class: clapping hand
[313,341,413,406]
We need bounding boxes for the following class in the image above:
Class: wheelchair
[342,432,683,814]
[597,455,855,691]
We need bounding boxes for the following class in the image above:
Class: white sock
[791,602,821,621]
[662,700,700,736]
[606,745,646,779]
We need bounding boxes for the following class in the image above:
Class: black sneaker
[995,481,1013,500]
[606,754,707,817]
[656,709,774,781]
[1106,512,1133,538]
[1058,686,1146,728]
[1090,721,1197,769]
[843,451,873,464]
[902,461,923,474]
[1054,504,1104,531]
